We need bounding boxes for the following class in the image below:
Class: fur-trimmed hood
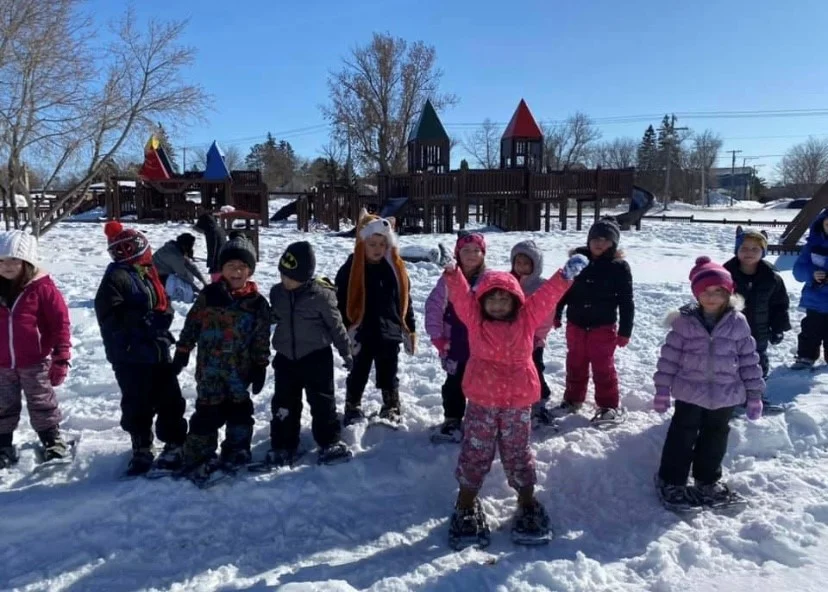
[663,295,746,327]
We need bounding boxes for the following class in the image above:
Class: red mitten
[616,336,630,348]
[552,318,562,330]
[49,360,69,387]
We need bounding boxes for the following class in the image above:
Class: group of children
[3,205,827,539]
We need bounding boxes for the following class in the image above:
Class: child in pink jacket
[442,251,587,548]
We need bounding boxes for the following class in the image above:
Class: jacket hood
[511,240,543,284]
[476,271,526,305]
[806,208,828,246]
[665,295,746,327]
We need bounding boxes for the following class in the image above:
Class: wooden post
[576,199,583,231]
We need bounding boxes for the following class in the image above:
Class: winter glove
[249,364,267,395]
[171,349,190,376]
[444,358,459,375]
[431,337,450,358]
[653,387,671,413]
[347,328,361,357]
[616,336,630,348]
[342,355,354,372]
[49,360,69,387]
[561,254,589,281]
[403,332,417,355]
[746,397,763,421]
[552,318,562,330]
[770,333,784,346]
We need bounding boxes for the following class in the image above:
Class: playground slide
[615,185,655,230]
[379,197,409,218]
[271,199,298,222]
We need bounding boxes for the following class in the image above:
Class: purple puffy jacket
[653,301,765,410]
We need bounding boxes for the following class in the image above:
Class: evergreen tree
[243,133,298,189]
[155,123,179,173]
[637,126,657,171]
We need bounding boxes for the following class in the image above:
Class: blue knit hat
[734,226,768,258]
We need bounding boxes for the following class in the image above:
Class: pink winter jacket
[0,273,71,369]
[445,267,571,409]
[653,302,765,410]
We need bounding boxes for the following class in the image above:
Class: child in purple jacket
[653,256,765,511]
[425,232,487,442]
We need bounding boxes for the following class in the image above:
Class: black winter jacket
[723,258,791,349]
[194,214,227,274]
[335,255,415,344]
[554,247,634,338]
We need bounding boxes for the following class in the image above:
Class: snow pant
[270,348,340,450]
[345,339,400,406]
[113,363,187,449]
[563,323,619,408]
[797,309,828,362]
[757,343,769,379]
[0,361,61,435]
[184,391,254,465]
[441,361,467,421]
[533,347,551,402]
[658,400,734,486]
[456,401,535,492]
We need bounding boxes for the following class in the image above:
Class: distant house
[712,167,752,200]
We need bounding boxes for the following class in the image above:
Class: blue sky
[87,0,828,181]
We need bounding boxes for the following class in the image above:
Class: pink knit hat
[455,232,486,258]
[689,256,734,299]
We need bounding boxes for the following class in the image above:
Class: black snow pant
[185,394,255,464]
[113,363,187,449]
[345,339,400,406]
[797,309,828,362]
[441,361,467,421]
[270,348,340,451]
[533,347,552,401]
[658,400,734,486]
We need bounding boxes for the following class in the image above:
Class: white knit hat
[358,216,398,247]
[0,230,39,267]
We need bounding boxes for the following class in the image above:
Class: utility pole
[183,147,187,172]
[728,149,742,206]
[662,121,689,209]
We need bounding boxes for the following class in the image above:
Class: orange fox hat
[347,209,411,333]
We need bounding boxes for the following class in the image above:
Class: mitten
[342,355,354,372]
[49,360,69,387]
[444,358,458,375]
[347,328,361,357]
[769,333,784,346]
[443,259,457,273]
[616,336,630,348]
[249,364,267,395]
[171,349,190,376]
[404,332,417,355]
[653,387,671,413]
[431,337,450,357]
[746,397,763,421]
[561,254,589,281]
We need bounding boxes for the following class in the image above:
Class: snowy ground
[3,206,828,591]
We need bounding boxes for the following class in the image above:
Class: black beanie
[279,241,316,283]
[218,233,257,273]
[176,233,196,253]
[588,217,621,247]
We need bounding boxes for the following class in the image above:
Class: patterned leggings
[455,401,535,492]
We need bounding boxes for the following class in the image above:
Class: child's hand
[348,328,361,356]
[746,397,763,421]
[561,254,589,280]
[616,336,630,348]
[404,332,417,355]
[653,387,671,413]
[443,259,457,273]
[249,364,267,394]
[815,270,826,283]
[342,355,354,372]
[49,360,69,387]
[769,333,784,345]
[431,337,450,357]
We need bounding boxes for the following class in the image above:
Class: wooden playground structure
[767,179,828,254]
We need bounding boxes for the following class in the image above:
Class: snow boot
[318,441,353,465]
[448,498,490,550]
[548,400,582,419]
[431,418,463,444]
[37,428,70,462]
[791,357,815,370]
[591,407,626,427]
[654,475,701,513]
[511,499,553,545]
[689,480,747,509]
[342,402,366,427]
[220,447,252,468]
[379,389,402,424]
[0,445,18,469]
[531,401,555,427]
[125,448,154,477]
[264,447,302,468]
[153,443,184,471]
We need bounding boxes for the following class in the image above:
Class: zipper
[7,285,28,369]
[289,292,296,359]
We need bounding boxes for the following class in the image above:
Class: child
[193,212,227,282]
[510,239,556,425]
[95,222,187,476]
[425,231,487,441]
[335,210,415,426]
[0,231,71,467]
[443,251,587,547]
[653,257,764,511]
[552,217,634,424]
[153,232,208,302]
[173,233,271,478]
[724,227,790,387]
[268,241,354,466]
[792,209,828,369]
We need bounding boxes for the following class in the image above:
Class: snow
[3,211,828,591]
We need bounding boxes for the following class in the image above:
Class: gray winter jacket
[270,277,351,361]
[153,241,208,287]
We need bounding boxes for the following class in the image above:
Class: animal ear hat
[347,208,410,333]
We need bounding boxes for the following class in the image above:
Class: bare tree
[190,144,243,172]
[590,137,637,169]
[322,32,458,175]
[542,112,602,170]
[461,118,500,169]
[779,137,828,195]
[0,1,207,236]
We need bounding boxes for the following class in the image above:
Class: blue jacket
[793,209,828,313]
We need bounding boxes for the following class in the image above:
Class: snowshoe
[448,499,491,551]
[590,407,626,428]
[144,444,184,479]
[185,458,234,489]
[342,405,367,427]
[220,447,252,468]
[430,419,463,444]
[790,357,815,371]
[247,448,305,473]
[317,441,353,465]
[654,474,702,514]
[0,445,19,469]
[121,448,155,479]
[689,481,748,510]
[33,435,79,472]
[548,400,582,419]
[531,401,558,430]
[511,500,553,546]
[368,412,403,430]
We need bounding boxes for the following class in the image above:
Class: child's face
[458,244,484,272]
[364,235,388,263]
[281,274,302,291]
[482,289,515,320]
[589,237,612,257]
[513,253,534,277]
[222,260,251,290]
[698,286,729,313]
[737,238,763,266]
[0,258,24,280]
[823,218,828,235]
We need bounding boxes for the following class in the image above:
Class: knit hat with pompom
[104,221,152,264]
[689,256,734,299]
